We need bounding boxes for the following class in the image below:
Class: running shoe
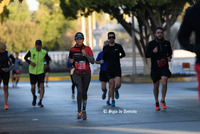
[111,101,115,107]
[160,100,167,109]
[77,112,82,119]
[38,101,44,107]
[82,110,87,120]
[4,104,9,110]
[106,101,111,106]
[32,95,37,106]
[102,92,106,100]
[71,94,75,99]
[114,88,119,99]
[155,102,160,111]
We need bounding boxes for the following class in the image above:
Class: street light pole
[132,12,136,75]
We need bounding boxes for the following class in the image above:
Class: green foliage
[33,0,76,51]
[0,0,41,53]
[0,21,41,53]
[7,0,31,22]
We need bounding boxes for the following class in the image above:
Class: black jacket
[145,39,172,70]
[0,51,15,73]
[178,1,200,64]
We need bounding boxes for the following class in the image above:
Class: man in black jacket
[178,1,200,104]
[145,27,172,111]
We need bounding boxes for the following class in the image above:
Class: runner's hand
[82,50,86,56]
[30,62,36,67]
[167,56,171,62]
[153,46,158,53]
[70,59,74,63]
[100,60,104,64]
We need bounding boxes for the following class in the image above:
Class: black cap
[75,32,84,39]
[35,40,42,45]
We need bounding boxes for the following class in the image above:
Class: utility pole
[132,12,136,75]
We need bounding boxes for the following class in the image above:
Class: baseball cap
[0,42,6,50]
[35,40,42,45]
[75,32,84,39]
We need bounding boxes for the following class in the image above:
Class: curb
[11,76,197,83]
[15,75,99,82]
[121,76,197,83]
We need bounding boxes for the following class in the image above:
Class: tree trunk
[142,56,151,75]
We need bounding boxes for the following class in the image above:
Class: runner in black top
[103,32,126,107]
[145,27,172,111]
[178,1,200,104]
[0,42,15,110]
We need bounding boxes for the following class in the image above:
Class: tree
[0,0,23,25]
[33,0,76,51]
[0,0,41,53]
[7,0,31,22]
[0,21,41,53]
[60,0,197,74]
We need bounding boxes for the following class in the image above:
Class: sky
[26,0,39,11]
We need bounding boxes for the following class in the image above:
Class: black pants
[70,75,76,94]
[72,73,91,112]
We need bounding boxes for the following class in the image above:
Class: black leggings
[72,73,91,112]
[70,75,76,94]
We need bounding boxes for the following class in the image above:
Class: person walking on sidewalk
[24,40,51,107]
[95,40,111,105]
[12,52,23,87]
[178,1,200,105]
[68,32,95,120]
[103,32,126,107]
[0,42,15,110]
[145,27,172,111]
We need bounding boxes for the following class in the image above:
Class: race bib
[157,58,166,67]
[75,61,86,70]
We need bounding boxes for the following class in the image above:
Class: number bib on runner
[157,58,166,67]
[74,61,89,74]
[75,61,86,70]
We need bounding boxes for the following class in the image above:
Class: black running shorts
[12,70,21,75]
[29,73,45,85]
[99,70,108,82]
[0,72,10,85]
[106,68,121,80]
[151,68,171,83]
[44,68,50,73]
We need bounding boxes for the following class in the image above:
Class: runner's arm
[103,47,107,62]
[9,54,15,64]
[24,51,31,64]
[85,54,95,64]
[119,45,126,59]
[178,10,198,53]
[145,42,154,58]
[44,53,51,65]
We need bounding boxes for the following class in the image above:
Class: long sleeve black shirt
[178,1,200,64]
[145,39,172,71]
[103,43,126,71]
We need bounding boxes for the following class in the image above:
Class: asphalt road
[0,80,200,134]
